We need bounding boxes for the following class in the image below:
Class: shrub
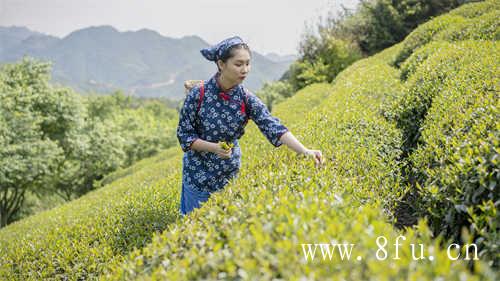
[448,0,500,18]
[255,81,294,113]
[406,41,499,266]
[0,148,182,280]
[392,14,466,66]
[435,9,500,42]
[393,0,500,66]
[2,2,498,279]
[104,46,492,280]
[289,37,362,91]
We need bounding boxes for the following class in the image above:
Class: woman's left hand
[303,149,325,167]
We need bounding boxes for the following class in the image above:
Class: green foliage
[382,1,499,265]
[448,0,500,18]
[0,58,178,225]
[0,58,128,212]
[287,0,473,92]
[286,59,327,91]
[111,106,177,166]
[435,9,500,41]
[0,149,182,280]
[84,92,178,167]
[85,91,134,120]
[256,81,294,112]
[344,0,407,53]
[309,0,471,56]
[0,2,498,279]
[103,46,492,280]
[387,40,499,265]
[289,37,362,91]
[393,0,500,66]
[94,146,180,188]
[0,58,67,226]
[392,14,466,67]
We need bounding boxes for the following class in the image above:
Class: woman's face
[218,48,251,85]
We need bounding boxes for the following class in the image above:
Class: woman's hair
[217,43,251,71]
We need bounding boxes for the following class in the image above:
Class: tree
[290,34,362,91]
[256,81,294,112]
[333,0,472,54]
[0,58,63,226]
[1,57,178,225]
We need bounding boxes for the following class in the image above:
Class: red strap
[240,100,246,114]
[197,81,204,114]
[196,82,249,125]
[242,91,249,124]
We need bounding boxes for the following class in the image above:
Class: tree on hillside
[0,58,181,226]
[0,59,63,226]
[333,0,474,54]
[286,29,362,91]
[283,0,474,91]
[256,81,294,112]
[0,58,128,226]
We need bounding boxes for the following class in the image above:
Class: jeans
[179,177,211,216]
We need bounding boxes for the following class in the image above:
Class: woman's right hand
[302,149,325,168]
[210,143,232,159]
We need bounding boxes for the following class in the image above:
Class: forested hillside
[0,59,179,226]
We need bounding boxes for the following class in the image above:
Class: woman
[177,36,324,216]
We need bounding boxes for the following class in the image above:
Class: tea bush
[405,41,499,265]
[448,0,500,18]
[392,14,466,67]
[384,2,499,266]
[0,148,183,280]
[103,46,493,280]
[392,0,500,66]
[389,41,496,154]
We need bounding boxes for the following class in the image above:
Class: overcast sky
[0,0,359,55]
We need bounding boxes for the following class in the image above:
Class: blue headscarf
[200,36,246,62]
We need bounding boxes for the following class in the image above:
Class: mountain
[0,26,53,56]
[264,52,298,63]
[0,25,295,99]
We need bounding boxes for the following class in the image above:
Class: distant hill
[264,52,298,62]
[0,25,295,99]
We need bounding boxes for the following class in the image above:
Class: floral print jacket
[177,72,289,192]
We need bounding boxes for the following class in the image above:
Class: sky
[0,0,359,56]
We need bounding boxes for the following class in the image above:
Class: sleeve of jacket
[246,90,289,147]
[177,85,201,152]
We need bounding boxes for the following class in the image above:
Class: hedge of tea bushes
[0,147,184,280]
[390,40,499,266]
[448,0,499,18]
[382,1,499,264]
[392,0,499,66]
[94,146,180,188]
[106,188,491,280]
[295,50,406,209]
[103,3,498,277]
[434,9,499,42]
[388,40,498,154]
[103,45,493,280]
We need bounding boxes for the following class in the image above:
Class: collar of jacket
[212,72,239,101]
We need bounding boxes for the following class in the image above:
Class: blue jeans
[179,178,211,216]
